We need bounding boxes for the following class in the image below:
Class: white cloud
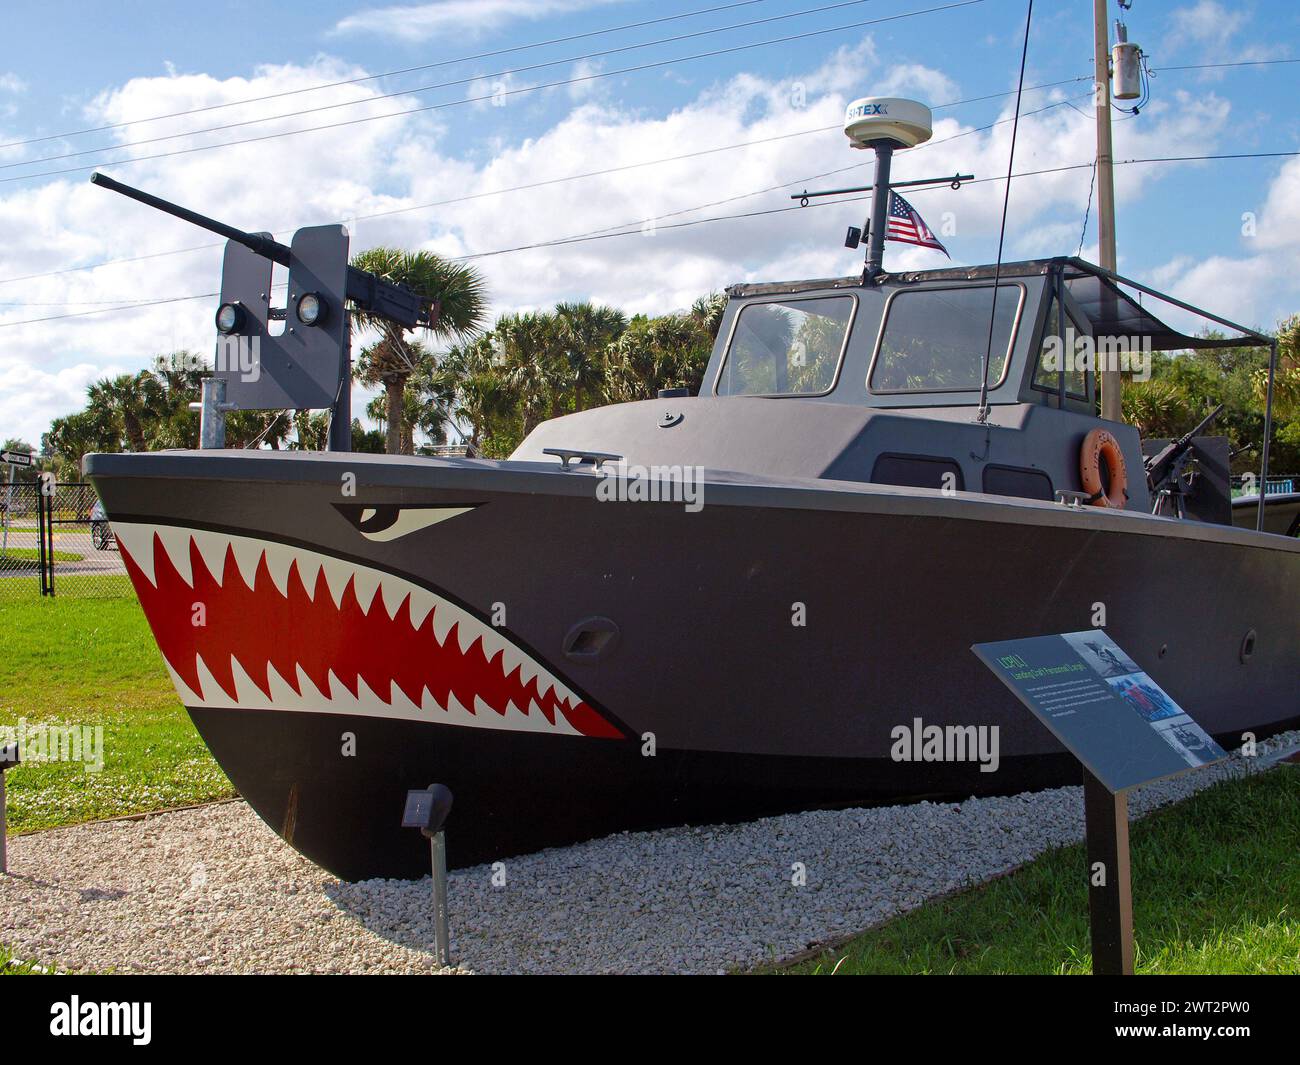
[0,37,1284,448]
[333,0,626,42]
[568,59,605,101]
[0,73,27,95]
[1166,1,1247,48]
[1151,155,1300,333]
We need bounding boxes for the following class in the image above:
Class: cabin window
[717,296,853,396]
[871,453,964,491]
[1032,296,1089,399]
[983,464,1054,501]
[869,284,1023,393]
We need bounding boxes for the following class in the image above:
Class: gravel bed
[2,731,1296,975]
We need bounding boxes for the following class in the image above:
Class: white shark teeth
[351,567,383,614]
[498,642,526,683]
[190,529,231,586]
[119,522,587,734]
[479,628,509,669]
[430,603,457,646]
[319,557,354,608]
[154,526,195,586]
[112,523,157,585]
[229,536,265,590]
[378,575,409,620]
[407,588,437,629]
[261,542,297,598]
[293,553,323,600]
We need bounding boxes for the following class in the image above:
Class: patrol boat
[85,100,1299,880]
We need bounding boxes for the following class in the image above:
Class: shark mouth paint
[114,522,622,739]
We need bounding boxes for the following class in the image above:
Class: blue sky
[1,0,1297,446]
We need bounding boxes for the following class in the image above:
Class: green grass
[2,595,1296,977]
[0,944,51,975]
[0,548,83,564]
[1,573,134,600]
[0,596,234,834]
[47,574,134,599]
[776,766,1300,975]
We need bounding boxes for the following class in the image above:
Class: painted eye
[335,504,478,542]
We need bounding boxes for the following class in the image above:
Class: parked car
[90,499,115,550]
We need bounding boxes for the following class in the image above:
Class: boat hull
[86,450,1300,880]
[188,704,1080,881]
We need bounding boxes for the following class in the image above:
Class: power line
[0,74,1089,287]
[976,0,1032,422]
[5,148,1295,327]
[1154,57,1300,73]
[6,41,1289,276]
[558,94,1089,246]
[0,0,988,185]
[440,149,1300,260]
[0,0,775,152]
[0,0,884,174]
[0,94,1086,307]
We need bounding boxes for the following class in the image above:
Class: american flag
[885,191,950,257]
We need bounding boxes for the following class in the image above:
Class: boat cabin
[517,257,1263,517]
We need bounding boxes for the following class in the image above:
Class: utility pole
[1094,0,1122,422]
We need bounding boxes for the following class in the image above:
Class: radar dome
[843,97,932,150]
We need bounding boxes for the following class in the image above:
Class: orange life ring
[1079,428,1128,509]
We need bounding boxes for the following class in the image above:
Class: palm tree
[438,335,519,452]
[554,301,626,412]
[690,292,727,341]
[356,336,434,454]
[1122,379,1195,437]
[494,311,564,435]
[349,247,488,455]
[88,371,166,452]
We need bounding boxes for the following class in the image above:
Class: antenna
[791,97,972,279]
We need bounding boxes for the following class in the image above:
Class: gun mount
[1144,403,1226,520]
[91,173,445,451]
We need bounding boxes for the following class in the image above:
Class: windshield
[717,296,854,396]
[869,284,1023,392]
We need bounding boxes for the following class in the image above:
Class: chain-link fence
[0,481,45,597]
[0,481,131,601]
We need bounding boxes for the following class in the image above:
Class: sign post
[973,630,1227,975]
[1082,769,1134,975]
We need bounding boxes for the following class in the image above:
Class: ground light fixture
[0,741,19,875]
[403,784,454,967]
[296,291,327,326]
[215,301,244,335]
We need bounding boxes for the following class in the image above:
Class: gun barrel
[90,172,291,268]
[1175,402,1225,448]
[91,172,434,329]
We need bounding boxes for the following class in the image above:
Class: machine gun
[91,172,436,329]
[91,172,441,450]
[1144,403,1225,518]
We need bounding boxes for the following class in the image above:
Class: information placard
[972,630,1227,793]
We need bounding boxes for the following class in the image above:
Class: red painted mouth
[115,523,622,739]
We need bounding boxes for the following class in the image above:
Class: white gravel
[2,732,1296,975]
